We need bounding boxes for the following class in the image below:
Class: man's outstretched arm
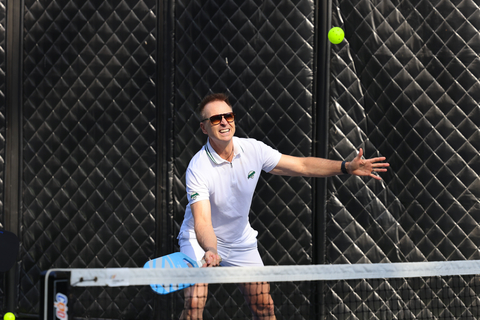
[269,148,389,181]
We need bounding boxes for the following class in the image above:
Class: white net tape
[56,260,480,287]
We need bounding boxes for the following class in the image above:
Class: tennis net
[43,260,480,319]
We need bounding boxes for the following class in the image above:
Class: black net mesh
[325,276,480,320]
[63,262,480,320]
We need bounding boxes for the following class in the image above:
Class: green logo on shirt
[248,170,255,179]
[191,192,199,200]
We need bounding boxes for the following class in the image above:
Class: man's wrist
[205,247,217,254]
[204,247,222,263]
[341,161,349,175]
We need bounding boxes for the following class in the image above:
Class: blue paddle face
[0,229,19,272]
[143,252,199,294]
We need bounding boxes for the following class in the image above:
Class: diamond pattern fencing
[326,0,480,318]
[21,0,157,318]
[173,0,315,318]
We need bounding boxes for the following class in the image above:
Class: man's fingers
[371,174,383,181]
[356,148,364,161]
[203,252,222,267]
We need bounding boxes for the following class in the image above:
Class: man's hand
[202,247,222,267]
[347,148,389,180]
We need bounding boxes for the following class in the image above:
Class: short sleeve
[185,166,210,204]
[258,140,282,172]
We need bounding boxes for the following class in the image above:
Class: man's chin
[210,135,233,144]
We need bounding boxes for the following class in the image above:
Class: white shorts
[179,236,264,267]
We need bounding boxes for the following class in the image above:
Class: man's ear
[200,122,208,134]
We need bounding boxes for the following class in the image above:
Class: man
[178,93,389,319]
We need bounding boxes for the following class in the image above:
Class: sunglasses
[201,112,235,125]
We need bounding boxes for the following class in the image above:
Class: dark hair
[198,93,232,118]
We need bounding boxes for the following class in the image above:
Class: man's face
[200,100,235,145]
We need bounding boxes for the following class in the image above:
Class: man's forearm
[190,200,222,266]
[271,155,347,177]
[194,222,222,266]
[300,157,347,177]
[194,223,218,254]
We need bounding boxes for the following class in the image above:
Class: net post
[41,269,71,320]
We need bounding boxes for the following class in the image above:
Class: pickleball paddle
[143,252,201,294]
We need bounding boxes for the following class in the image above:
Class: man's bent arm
[191,200,222,266]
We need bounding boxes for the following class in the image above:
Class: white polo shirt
[178,136,282,246]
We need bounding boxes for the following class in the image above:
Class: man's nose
[220,115,229,125]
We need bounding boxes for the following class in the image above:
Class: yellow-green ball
[328,27,345,44]
[4,313,15,320]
